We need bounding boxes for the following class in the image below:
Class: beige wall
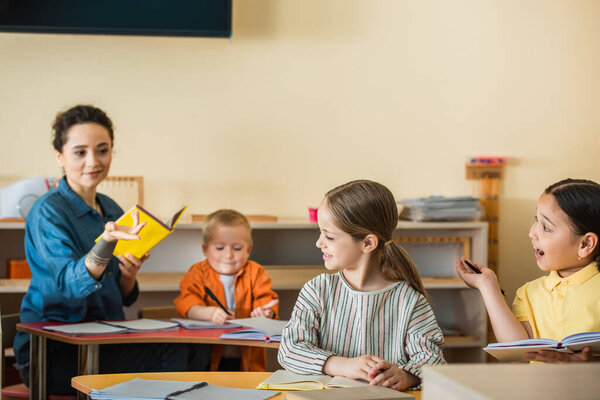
[1,0,599,299]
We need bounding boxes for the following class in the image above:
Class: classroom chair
[1,313,75,400]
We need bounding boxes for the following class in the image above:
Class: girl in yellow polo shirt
[456,178,600,363]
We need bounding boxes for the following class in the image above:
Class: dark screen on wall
[0,0,232,37]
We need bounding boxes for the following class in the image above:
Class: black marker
[463,259,506,296]
[205,287,232,316]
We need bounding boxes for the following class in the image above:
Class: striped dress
[278,271,446,379]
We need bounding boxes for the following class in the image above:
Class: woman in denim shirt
[13,105,197,395]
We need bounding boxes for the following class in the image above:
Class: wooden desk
[422,363,600,399]
[18,321,279,400]
[71,371,422,400]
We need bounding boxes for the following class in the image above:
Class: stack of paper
[398,196,483,222]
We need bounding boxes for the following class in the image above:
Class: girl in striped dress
[278,180,446,391]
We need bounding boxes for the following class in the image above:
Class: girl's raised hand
[455,257,499,292]
[368,359,419,391]
[102,209,146,243]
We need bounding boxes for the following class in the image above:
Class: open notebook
[89,377,278,400]
[257,371,413,399]
[484,331,600,362]
[220,317,288,342]
[256,369,370,390]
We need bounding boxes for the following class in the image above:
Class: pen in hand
[204,286,232,316]
[463,259,506,296]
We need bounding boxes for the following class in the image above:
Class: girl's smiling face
[529,192,586,276]
[315,200,365,271]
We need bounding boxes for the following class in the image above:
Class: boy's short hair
[202,209,253,245]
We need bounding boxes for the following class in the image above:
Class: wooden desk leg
[29,335,46,400]
[77,344,100,375]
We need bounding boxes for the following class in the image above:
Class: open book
[171,318,242,330]
[100,205,187,258]
[484,331,600,362]
[89,377,278,400]
[256,369,370,390]
[43,319,179,336]
[219,317,287,342]
[257,370,414,400]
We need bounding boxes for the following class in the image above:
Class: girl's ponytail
[381,240,428,300]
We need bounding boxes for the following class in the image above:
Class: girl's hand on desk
[524,347,594,363]
[368,359,419,392]
[251,299,279,318]
[211,307,233,325]
[324,355,382,382]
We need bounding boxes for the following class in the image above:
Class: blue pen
[463,259,505,296]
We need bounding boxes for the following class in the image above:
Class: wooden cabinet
[0,219,488,362]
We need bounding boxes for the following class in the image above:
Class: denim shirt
[14,177,139,368]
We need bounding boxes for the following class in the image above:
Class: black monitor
[0,0,232,38]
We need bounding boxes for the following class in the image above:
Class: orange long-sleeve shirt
[174,259,279,371]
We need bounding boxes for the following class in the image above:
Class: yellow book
[98,204,187,259]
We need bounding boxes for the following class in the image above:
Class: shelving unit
[0,219,488,362]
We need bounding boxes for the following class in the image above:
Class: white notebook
[43,319,178,336]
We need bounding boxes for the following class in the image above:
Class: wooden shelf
[0,270,470,293]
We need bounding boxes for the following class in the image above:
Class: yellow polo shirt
[512,262,600,340]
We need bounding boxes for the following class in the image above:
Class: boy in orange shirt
[174,209,279,371]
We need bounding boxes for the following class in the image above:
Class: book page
[485,338,558,348]
[229,317,288,337]
[43,322,127,336]
[101,319,179,331]
[256,369,331,390]
[165,206,188,229]
[90,377,205,399]
[484,345,572,362]
[171,384,279,400]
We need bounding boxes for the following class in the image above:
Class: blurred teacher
[14,105,192,395]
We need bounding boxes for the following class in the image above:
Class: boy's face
[203,224,252,275]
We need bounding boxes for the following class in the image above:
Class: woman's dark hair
[545,178,600,267]
[52,105,114,152]
[325,180,428,299]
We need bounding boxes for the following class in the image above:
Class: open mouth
[533,246,545,258]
